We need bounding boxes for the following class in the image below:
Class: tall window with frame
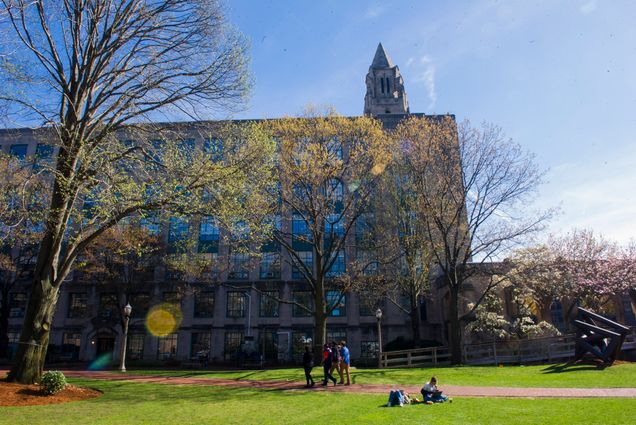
[128,293,151,318]
[33,144,54,171]
[326,290,346,317]
[226,291,247,318]
[157,333,178,360]
[224,331,244,360]
[292,291,313,317]
[327,328,347,345]
[127,333,145,360]
[68,293,88,318]
[190,332,211,358]
[259,290,280,317]
[228,251,250,280]
[259,252,281,279]
[62,332,81,360]
[204,137,224,161]
[326,250,346,277]
[194,291,215,318]
[168,216,190,253]
[292,251,313,280]
[99,293,118,319]
[198,216,220,253]
[9,293,27,317]
[9,144,28,161]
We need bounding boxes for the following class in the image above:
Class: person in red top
[321,344,337,386]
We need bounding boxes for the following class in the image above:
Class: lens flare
[88,352,114,371]
[146,303,182,337]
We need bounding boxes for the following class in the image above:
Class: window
[68,293,88,318]
[191,332,211,358]
[259,252,281,279]
[163,292,180,305]
[33,144,54,170]
[355,213,374,243]
[9,293,27,318]
[326,178,344,205]
[292,328,313,360]
[326,138,343,160]
[259,291,279,317]
[229,251,250,280]
[292,214,311,244]
[550,300,566,331]
[140,212,160,235]
[127,333,145,360]
[292,291,313,317]
[180,138,196,162]
[622,298,636,326]
[326,290,346,317]
[360,341,380,361]
[327,328,347,344]
[157,333,178,360]
[381,77,385,93]
[194,291,215,318]
[359,296,378,317]
[204,137,224,160]
[99,293,118,319]
[199,216,220,241]
[168,216,190,243]
[224,331,244,360]
[62,332,81,360]
[129,293,151,318]
[324,213,345,238]
[9,144,28,161]
[261,329,279,361]
[326,250,345,277]
[292,251,313,279]
[356,250,378,276]
[226,291,247,318]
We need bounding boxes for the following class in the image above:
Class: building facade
[1,44,452,366]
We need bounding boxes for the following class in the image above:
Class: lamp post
[375,308,383,369]
[119,303,132,372]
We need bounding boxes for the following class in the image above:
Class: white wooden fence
[379,346,451,368]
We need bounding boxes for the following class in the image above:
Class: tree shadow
[542,361,608,374]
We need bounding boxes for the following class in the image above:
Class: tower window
[386,77,390,93]
[380,77,384,93]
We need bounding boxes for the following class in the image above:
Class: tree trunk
[7,276,59,384]
[313,282,327,361]
[449,286,462,364]
[0,292,9,358]
[410,296,421,348]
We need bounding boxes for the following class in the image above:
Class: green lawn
[1,378,635,425]
[121,362,636,388]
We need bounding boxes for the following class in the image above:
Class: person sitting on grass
[421,376,452,404]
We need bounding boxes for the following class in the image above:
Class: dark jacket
[303,351,314,368]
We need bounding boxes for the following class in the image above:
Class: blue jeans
[421,390,449,403]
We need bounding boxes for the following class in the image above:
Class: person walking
[340,340,351,385]
[321,344,337,386]
[330,341,344,385]
[302,345,315,388]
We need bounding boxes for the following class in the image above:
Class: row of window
[57,289,379,320]
[54,328,376,363]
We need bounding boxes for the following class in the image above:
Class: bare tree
[0,0,276,383]
[395,116,552,363]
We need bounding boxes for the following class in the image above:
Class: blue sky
[226,0,636,245]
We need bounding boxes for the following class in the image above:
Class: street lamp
[375,308,383,369]
[119,303,132,372]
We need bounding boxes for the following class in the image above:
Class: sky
[224,0,636,245]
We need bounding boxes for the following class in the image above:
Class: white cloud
[580,0,597,15]
[413,55,437,110]
[363,5,385,20]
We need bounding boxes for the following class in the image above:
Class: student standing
[302,346,315,388]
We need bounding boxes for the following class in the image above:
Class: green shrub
[40,370,67,395]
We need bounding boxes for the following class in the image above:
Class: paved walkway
[50,370,636,398]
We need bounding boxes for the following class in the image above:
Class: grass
[120,362,636,388]
[1,378,636,425]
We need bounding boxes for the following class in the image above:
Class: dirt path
[35,370,636,398]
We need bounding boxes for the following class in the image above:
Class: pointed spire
[371,42,394,69]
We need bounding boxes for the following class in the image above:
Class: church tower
[364,43,410,116]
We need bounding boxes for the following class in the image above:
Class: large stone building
[1,44,451,366]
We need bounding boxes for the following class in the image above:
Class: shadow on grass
[541,362,607,374]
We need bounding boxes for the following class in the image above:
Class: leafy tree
[263,109,394,358]
[0,0,275,383]
[394,116,552,363]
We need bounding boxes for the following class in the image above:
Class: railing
[379,346,450,368]
[462,334,577,365]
